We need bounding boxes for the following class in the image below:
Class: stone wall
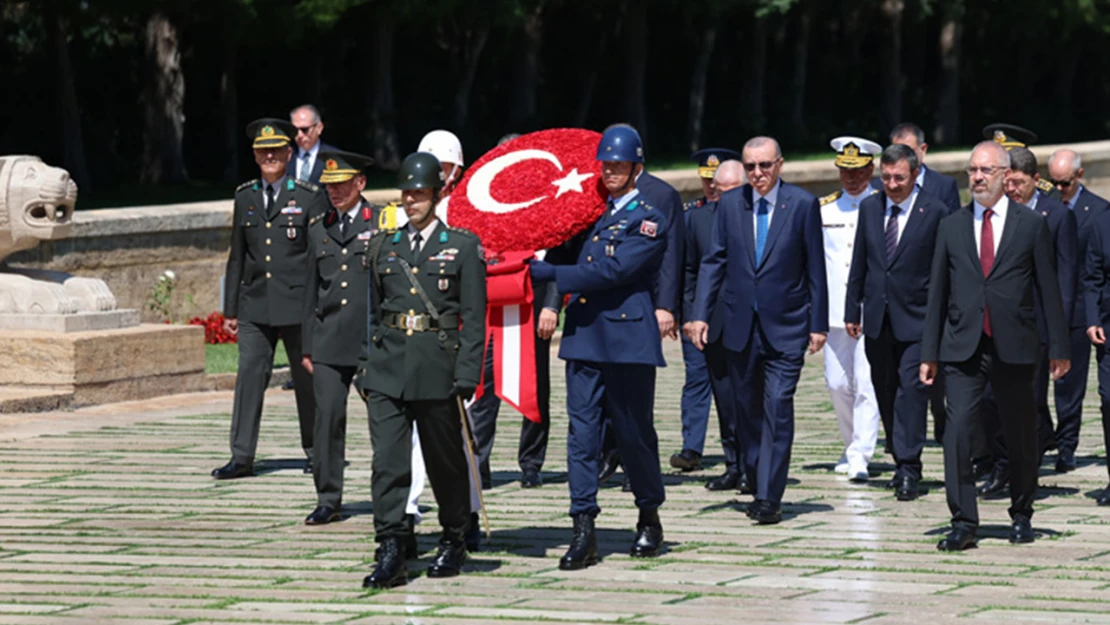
[10,140,1110,322]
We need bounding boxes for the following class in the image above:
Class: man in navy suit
[978,147,1078,497]
[845,144,949,501]
[1048,148,1110,472]
[287,104,338,186]
[529,125,668,570]
[1081,211,1110,506]
[688,136,828,525]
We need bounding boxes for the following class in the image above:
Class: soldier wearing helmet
[359,152,486,589]
[417,130,465,223]
[528,125,668,571]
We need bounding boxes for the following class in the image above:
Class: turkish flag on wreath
[449,129,607,423]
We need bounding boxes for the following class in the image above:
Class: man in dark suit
[921,141,1070,551]
[1049,148,1110,472]
[977,147,1078,497]
[287,104,338,186]
[845,144,948,501]
[689,136,828,525]
[1080,211,1110,506]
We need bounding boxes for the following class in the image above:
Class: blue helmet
[596,125,644,163]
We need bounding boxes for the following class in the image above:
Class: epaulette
[293,179,319,193]
[447,226,479,238]
[309,213,325,226]
[1036,178,1055,193]
[820,190,842,206]
[236,179,258,193]
[683,198,705,212]
[869,188,880,196]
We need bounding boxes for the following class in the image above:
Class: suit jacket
[921,200,1068,365]
[1029,191,1078,341]
[1069,185,1110,327]
[360,220,486,400]
[286,142,339,186]
[636,171,685,317]
[871,164,961,214]
[548,195,667,367]
[683,198,725,343]
[224,177,328,326]
[1082,210,1110,330]
[302,198,384,365]
[845,190,948,343]
[693,180,829,354]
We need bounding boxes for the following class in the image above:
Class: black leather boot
[426,537,467,578]
[630,507,663,558]
[363,537,407,588]
[403,514,418,559]
[464,512,481,552]
[559,513,598,571]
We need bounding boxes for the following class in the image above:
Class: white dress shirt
[885,187,919,246]
[973,195,1009,256]
[609,189,641,215]
[752,180,781,237]
[406,219,440,253]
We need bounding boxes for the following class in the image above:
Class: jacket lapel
[988,203,1022,277]
[757,186,791,270]
[739,186,757,269]
[890,193,924,265]
[961,204,980,273]
[1074,188,1093,229]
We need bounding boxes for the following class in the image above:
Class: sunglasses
[1052,178,1076,188]
[742,159,781,173]
[294,124,317,135]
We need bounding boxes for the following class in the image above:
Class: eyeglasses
[294,124,318,135]
[1052,178,1077,188]
[742,158,781,173]
[880,174,910,184]
[966,166,1004,176]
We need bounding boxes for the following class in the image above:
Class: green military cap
[246,118,295,149]
[983,123,1038,150]
[397,152,445,191]
[318,150,375,184]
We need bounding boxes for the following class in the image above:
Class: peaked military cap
[318,150,375,184]
[246,118,295,149]
[984,123,1038,150]
[830,136,882,169]
[691,147,742,179]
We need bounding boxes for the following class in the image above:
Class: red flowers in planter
[188,312,237,344]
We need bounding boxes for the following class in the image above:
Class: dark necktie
[341,212,352,237]
[980,208,995,337]
[412,232,423,254]
[885,205,901,262]
[608,199,616,215]
[265,184,276,211]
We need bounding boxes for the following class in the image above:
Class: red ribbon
[476,250,541,423]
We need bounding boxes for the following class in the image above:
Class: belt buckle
[404,314,419,330]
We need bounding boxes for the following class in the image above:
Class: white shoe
[834,462,850,474]
[849,466,870,483]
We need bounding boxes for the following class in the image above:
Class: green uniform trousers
[311,362,356,507]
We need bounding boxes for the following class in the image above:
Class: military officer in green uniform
[360,152,486,588]
[212,118,328,480]
[300,150,387,524]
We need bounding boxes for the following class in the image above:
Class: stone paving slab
[3,343,1110,623]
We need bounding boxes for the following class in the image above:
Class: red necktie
[980,208,995,336]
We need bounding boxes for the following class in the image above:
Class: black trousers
[943,336,1038,531]
[368,392,470,541]
[1052,326,1093,454]
[865,319,929,481]
[980,345,1056,474]
[311,362,356,508]
[229,321,314,463]
[1096,343,1110,480]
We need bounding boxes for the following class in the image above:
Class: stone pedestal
[0,323,206,409]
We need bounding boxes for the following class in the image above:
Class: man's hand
[223,316,238,336]
[686,320,709,351]
[528,259,556,282]
[537,308,558,340]
[301,356,314,375]
[808,332,827,354]
[1089,325,1106,345]
[845,323,862,340]
[920,361,938,386]
[1050,359,1072,381]
[451,383,477,402]
[656,309,677,340]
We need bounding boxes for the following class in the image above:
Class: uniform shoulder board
[869,188,880,196]
[1036,178,1054,193]
[293,179,319,193]
[236,179,259,193]
[640,201,654,211]
[309,213,325,226]
[447,226,479,238]
[819,190,843,206]
[683,198,704,212]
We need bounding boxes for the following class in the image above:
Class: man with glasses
[1048,148,1109,473]
[287,104,338,186]
[921,141,1069,551]
[688,136,828,525]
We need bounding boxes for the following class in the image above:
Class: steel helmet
[396,152,445,191]
[596,124,644,163]
[417,129,464,166]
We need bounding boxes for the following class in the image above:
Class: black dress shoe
[363,538,407,588]
[745,499,764,519]
[669,449,703,472]
[630,508,664,557]
[936,528,977,551]
[705,471,739,491]
[464,512,481,552]
[971,457,994,480]
[211,460,253,480]
[520,468,542,488]
[1010,516,1035,544]
[559,513,598,570]
[282,378,296,390]
[304,505,340,525]
[598,449,622,482]
[426,538,467,578]
[977,465,1009,498]
[1097,484,1110,506]
[736,473,754,495]
[751,500,782,525]
[895,476,920,501]
[303,463,313,475]
[621,476,632,492]
[1056,451,1077,473]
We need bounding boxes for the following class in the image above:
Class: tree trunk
[509,3,545,130]
[933,0,963,146]
[139,12,187,184]
[43,2,91,192]
[1052,41,1082,125]
[685,24,716,153]
[623,4,648,144]
[878,0,904,133]
[573,21,610,127]
[452,17,490,131]
[789,10,811,136]
[219,29,238,184]
[368,16,400,171]
[744,14,768,133]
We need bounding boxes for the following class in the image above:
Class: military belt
[386,312,458,334]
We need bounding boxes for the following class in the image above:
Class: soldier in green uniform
[301,150,386,525]
[212,118,328,480]
[360,152,486,588]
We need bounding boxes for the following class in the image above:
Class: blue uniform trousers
[680,336,711,454]
[566,360,665,516]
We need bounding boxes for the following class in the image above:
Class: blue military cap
[983,123,1038,150]
[690,148,742,179]
[597,125,644,163]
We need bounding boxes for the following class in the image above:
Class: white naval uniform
[820,188,880,474]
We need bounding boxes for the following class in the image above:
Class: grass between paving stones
[206,341,289,374]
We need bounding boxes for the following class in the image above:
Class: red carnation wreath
[449,128,606,254]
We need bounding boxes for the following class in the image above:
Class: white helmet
[418,130,464,167]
